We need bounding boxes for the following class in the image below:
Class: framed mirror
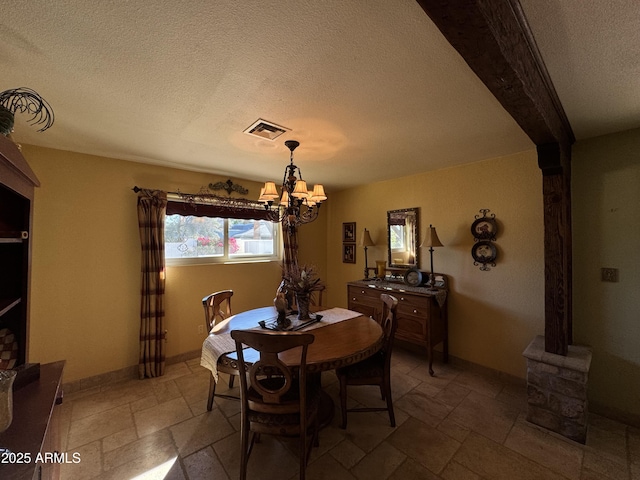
[387,207,419,268]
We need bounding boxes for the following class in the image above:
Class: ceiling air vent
[243,119,289,141]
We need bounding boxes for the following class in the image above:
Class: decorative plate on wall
[471,209,498,271]
[471,241,497,265]
[471,216,498,240]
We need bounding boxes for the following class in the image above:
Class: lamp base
[363,246,370,279]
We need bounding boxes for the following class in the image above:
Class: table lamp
[360,228,375,279]
[420,224,443,289]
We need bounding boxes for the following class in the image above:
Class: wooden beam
[416,0,574,146]
[415,0,574,354]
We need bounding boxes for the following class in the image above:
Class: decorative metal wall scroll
[471,209,498,271]
[174,179,252,210]
[209,179,249,196]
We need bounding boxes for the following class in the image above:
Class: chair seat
[337,351,385,379]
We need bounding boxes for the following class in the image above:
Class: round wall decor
[471,209,498,271]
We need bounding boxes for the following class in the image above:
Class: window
[165,200,279,265]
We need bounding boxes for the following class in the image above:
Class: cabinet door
[395,293,429,345]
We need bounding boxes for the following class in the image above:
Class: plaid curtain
[137,189,167,379]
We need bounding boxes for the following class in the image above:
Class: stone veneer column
[523,335,593,444]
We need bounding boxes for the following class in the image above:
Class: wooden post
[538,143,572,355]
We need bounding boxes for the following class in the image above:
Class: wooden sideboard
[0,361,65,480]
[347,280,448,376]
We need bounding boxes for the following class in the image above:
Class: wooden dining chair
[231,330,320,480]
[202,290,238,410]
[202,290,234,332]
[310,284,325,307]
[336,293,398,428]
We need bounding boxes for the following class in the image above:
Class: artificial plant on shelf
[281,264,324,320]
[0,87,55,140]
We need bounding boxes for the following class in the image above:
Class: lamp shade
[291,179,309,198]
[310,184,327,202]
[421,225,443,248]
[360,228,375,247]
[261,181,279,199]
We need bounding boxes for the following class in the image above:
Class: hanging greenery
[0,87,55,135]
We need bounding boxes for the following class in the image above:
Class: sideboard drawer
[395,293,425,310]
[348,285,383,303]
[397,300,430,319]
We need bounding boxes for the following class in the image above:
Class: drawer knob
[413,309,418,314]
[361,290,366,294]
[352,297,356,301]
[400,297,405,301]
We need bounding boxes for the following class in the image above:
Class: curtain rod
[132,186,181,196]
[132,185,269,209]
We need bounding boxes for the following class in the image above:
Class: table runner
[200,307,362,381]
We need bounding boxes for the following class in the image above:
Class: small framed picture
[342,222,356,243]
[343,244,356,263]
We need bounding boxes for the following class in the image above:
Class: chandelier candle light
[259,140,327,233]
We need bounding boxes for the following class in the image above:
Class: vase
[0,370,16,433]
[376,260,386,279]
[296,292,311,320]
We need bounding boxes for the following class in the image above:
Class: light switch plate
[601,268,619,282]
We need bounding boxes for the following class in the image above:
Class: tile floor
[58,348,639,480]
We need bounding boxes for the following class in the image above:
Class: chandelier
[259,140,327,233]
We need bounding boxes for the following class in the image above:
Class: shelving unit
[0,134,40,368]
[0,136,65,480]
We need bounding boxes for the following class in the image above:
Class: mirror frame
[387,207,420,268]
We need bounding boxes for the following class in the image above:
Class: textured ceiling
[1,0,639,191]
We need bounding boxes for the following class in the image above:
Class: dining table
[200,306,384,423]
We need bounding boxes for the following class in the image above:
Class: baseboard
[62,349,202,395]
[590,400,640,429]
[395,340,526,388]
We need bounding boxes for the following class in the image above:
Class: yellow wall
[324,150,545,378]
[572,128,640,422]
[20,134,640,423]
[23,145,282,382]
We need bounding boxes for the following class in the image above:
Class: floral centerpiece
[280,264,324,320]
